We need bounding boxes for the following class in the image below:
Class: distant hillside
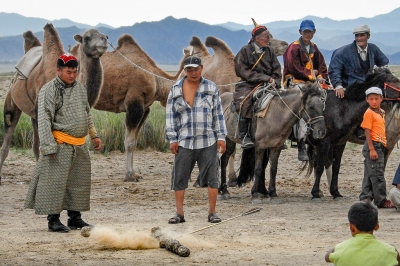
[0,16,252,64]
[0,12,114,37]
[218,8,400,33]
[1,15,400,65]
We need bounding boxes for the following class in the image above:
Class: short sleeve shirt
[329,234,398,266]
[361,108,387,146]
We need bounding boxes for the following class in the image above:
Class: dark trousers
[359,141,387,206]
[233,86,253,118]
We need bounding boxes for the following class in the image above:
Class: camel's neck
[78,57,103,107]
[154,78,174,107]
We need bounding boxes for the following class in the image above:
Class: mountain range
[1,9,400,65]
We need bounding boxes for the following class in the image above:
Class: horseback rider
[329,24,389,139]
[329,25,389,99]
[283,19,328,161]
[233,18,282,149]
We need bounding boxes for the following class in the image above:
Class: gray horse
[219,83,327,204]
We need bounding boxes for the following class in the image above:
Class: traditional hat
[183,55,202,69]
[251,18,268,39]
[365,86,382,96]
[57,53,78,67]
[353,25,370,34]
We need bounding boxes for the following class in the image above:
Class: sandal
[168,213,185,224]
[208,213,221,223]
[379,199,395,208]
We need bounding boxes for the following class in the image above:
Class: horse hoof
[311,197,322,202]
[217,193,231,200]
[123,174,141,182]
[251,198,263,205]
[333,196,343,201]
[270,197,282,204]
[227,178,237,187]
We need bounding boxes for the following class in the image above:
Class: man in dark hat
[283,19,328,161]
[25,54,102,232]
[233,20,282,149]
[165,55,227,224]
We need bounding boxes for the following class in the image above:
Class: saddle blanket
[15,46,43,79]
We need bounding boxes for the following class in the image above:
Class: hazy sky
[3,0,400,28]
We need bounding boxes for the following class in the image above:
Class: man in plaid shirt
[165,55,227,224]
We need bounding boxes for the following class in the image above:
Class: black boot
[238,117,254,149]
[47,214,70,233]
[297,139,309,161]
[67,210,92,230]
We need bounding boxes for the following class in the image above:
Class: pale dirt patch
[1,146,400,265]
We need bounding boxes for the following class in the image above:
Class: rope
[109,42,176,83]
[109,41,246,88]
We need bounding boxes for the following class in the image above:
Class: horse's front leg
[251,146,269,204]
[218,138,236,200]
[330,143,345,200]
[227,149,237,187]
[269,146,283,204]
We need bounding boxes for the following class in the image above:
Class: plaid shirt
[165,76,227,150]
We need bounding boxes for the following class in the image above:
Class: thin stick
[176,208,262,239]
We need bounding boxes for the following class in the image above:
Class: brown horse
[219,83,327,203]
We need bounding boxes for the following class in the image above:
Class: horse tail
[299,144,314,177]
[237,147,255,187]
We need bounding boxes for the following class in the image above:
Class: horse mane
[299,83,323,106]
[344,68,397,102]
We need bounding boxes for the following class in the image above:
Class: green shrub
[0,102,169,153]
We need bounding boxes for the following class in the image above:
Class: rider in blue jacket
[328,25,389,99]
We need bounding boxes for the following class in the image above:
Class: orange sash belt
[52,130,86,146]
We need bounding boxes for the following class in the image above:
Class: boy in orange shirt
[359,87,394,208]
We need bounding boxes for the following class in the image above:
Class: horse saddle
[253,91,275,117]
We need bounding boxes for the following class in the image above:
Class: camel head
[269,34,288,56]
[74,29,108,58]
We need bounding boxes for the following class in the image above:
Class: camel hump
[189,36,209,55]
[22,31,42,54]
[43,23,57,35]
[205,36,233,55]
[117,34,139,49]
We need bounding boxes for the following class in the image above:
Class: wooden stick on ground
[151,227,190,257]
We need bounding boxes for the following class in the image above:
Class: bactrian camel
[0,24,108,184]
[73,34,187,182]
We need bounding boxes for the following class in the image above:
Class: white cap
[365,87,382,96]
[353,25,370,34]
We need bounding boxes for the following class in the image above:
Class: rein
[383,82,400,101]
[275,86,325,132]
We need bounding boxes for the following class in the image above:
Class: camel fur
[0,24,108,182]
[73,34,188,182]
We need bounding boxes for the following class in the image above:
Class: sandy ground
[1,67,400,265]
[1,144,400,266]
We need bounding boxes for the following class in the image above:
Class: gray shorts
[171,142,219,190]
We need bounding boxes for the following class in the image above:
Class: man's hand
[335,88,345,98]
[217,140,226,154]
[92,137,102,151]
[268,78,276,88]
[170,142,179,154]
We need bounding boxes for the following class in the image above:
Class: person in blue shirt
[328,25,389,99]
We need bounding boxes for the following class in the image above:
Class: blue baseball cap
[300,20,315,31]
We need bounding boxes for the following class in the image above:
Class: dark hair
[348,202,378,232]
